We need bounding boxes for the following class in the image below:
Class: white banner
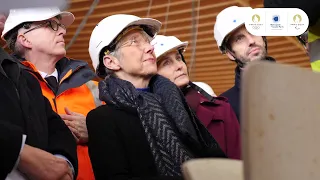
[245,8,309,36]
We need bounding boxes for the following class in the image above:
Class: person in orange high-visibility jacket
[1,7,103,180]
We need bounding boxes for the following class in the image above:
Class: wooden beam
[71,1,235,20]
[191,52,306,68]
[203,79,235,86]
[68,11,218,30]
[272,53,307,61]
[185,45,300,60]
[69,0,147,12]
[255,3,264,7]
[234,0,250,6]
[194,57,308,73]
[193,59,309,79]
[284,36,305,52]
[194,75,235,81]
[195,70,237,78]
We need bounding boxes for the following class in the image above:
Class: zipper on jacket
[9,80,20,100]
[15,87,20,100]
[55,66,84,99]
[4,74,20,100]
[59,65,82,86]
[53,96,58,112]
[1,68,20,100]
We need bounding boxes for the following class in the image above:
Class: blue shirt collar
[136,87,150,92]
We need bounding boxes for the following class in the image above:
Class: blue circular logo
[273,15,280,23]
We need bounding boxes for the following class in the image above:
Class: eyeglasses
[104,26,153,55]
[24,20,66,35]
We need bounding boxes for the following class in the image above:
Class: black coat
[221,57,276,123]
[87,105,184,180]
[0,48,78,179]
[220,66,241,122]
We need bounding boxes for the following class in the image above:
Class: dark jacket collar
[12,54,92,80]
[0,48,17,68]
[0,48,21,84]
[55,57,90,81]
[234,66,241,89]
[13,54,97,95]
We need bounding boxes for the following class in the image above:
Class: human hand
[18,145,73,180]
[60,107,88,144]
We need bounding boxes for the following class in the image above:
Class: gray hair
[5,23,32,57]
[103,49,121,77]
[5,15,63,57]
[97,29,151,78]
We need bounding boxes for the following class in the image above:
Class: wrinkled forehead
[120,29,147,41]
[227,25,249,41]
[158,49,181,61]
[110,26,148,47]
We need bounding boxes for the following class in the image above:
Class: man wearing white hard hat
[2,7,98,180]
[0,12,76,180]
[214,6,276,122]
[87,14,226,179]
[152,35,241,160]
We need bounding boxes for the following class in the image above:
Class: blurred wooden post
[242,61,320,180]
[182,159,243,180]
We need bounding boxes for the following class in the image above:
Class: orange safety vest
[22,57,102,180]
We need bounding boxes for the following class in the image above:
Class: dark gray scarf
[99,74,226,176]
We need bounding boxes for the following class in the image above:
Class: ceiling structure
[1,0,309,95]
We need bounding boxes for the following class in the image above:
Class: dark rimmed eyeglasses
[23,20,66,34]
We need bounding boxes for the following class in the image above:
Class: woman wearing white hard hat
[193,82,217,97]
[87,14,227,179]
[213,6,276,121]
[152,35,241,160]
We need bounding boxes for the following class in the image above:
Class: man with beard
[213,6,276,122]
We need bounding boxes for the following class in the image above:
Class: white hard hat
[88,14,162,72]
[193,82,216,97]
[213,6,252,53]
[151,35,188,59]
[2,7,74,40]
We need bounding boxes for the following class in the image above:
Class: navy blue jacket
[220,66,241,122]
[220,57,276,123]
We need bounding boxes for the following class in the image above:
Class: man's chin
[249,55,265,62]
[55,51,66,60]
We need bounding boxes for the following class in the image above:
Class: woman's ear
[103,55,121,71]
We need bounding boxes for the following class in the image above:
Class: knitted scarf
[99,75,226,176]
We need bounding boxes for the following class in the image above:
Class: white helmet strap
[226,48,246,68]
